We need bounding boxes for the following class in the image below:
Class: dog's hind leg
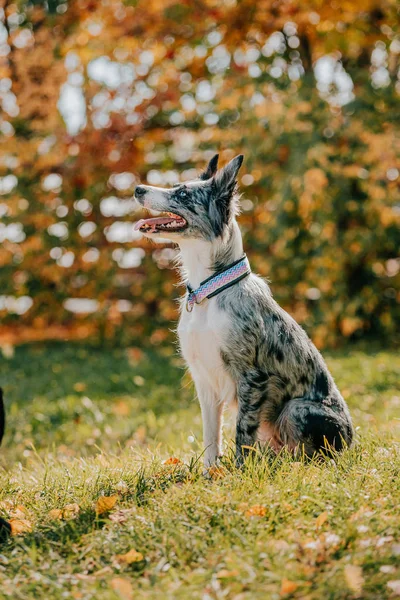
[235,375,266,465]
[276,398,354,456]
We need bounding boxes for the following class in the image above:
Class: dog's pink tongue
[134,219,146,231]
[134,216,175,231]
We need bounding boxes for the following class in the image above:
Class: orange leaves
[96,495,118,515]
[315,511,328,529]
[344,564,364,597]
[49,503,80,520]
[280,579,298,595]
[115,549,144,564]
[163,457,183,466]
[9,519,32,535]
[216,569,239,579]
[207,465,227,480]
[241,504,267,518]
[110,577,134,600]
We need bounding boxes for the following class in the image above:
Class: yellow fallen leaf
[96,495,118,515]
[113,401,130,417]
[63,503,80,519]
[315,511,328,529]
[9,518,32,535]
[116,548,144,564]
[48,509,63,520]
[208,465,227,480]
[163,457,182,465]
[216,569,239,578]
[110,577,133,600]
[245,504,267,518]
[344,564,364,596]
[73,382,86,392]
[280,579,298,595]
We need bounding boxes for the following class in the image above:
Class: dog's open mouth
[134,211,187,234]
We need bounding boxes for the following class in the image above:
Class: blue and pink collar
[186,255,251,312]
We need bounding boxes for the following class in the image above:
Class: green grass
[0,343,399,599]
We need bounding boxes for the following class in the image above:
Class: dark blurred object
[0,388,4,445]
[0,388,10,541]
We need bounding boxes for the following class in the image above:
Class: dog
[0,388,11,539]
[134,154,354,468]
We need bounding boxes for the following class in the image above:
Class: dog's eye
[178,188,188,199]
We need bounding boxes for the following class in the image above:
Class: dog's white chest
[178,300,235,400]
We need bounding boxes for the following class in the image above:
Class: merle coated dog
[134,154,354,468]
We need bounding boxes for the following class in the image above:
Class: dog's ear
[209,155,243,235]
[200,154,219,180]
[213,154,243,200]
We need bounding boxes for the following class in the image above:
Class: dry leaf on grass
[208,466,227,480]
[280,579,298,595]
[49,503,80,520]
[96,495,118,515]
[109,509,131,524]
[110,577,133,600]
[116,548,144,564]
[63,503,80,518]
[245,504,267,518]
[73,382,86,392]
[344,564,364,596]
[216,569,239,579]
[9,519,32,535]
[163,457,182,465]
[315,511,328,529]
[387,581,400,596]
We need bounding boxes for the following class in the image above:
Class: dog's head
[134,154,243,242]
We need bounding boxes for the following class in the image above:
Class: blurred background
[0,0,399,350]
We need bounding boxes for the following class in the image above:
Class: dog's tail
[0,388,4,445]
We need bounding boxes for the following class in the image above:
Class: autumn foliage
[0,0,399,348]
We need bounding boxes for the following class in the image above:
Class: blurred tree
[0,0,399,347]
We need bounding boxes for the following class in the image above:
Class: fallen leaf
[216,569,239,579]
[73,382,86,392]
[387,581,400,596]
[109,509,131,524]
[344,564,364,596]
[315,511,328,529]
[163,457,182,465]
[9,519,32,535]
[48,509,63,520]
[245,504,267,518]
[116,548,144,564]
[110,577,133,600]
[280,579,298,595]
[113,401,130,417]
[96,495,118,515]
[63,503,80,519]
[208,465,227,480]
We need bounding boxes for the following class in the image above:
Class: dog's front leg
[194,379,223,469]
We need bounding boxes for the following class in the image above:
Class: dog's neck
[178,220,244,289]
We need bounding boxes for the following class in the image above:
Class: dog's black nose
[135,186,147,198]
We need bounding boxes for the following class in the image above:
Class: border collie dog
[134,154,354,468]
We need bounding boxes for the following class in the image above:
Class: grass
[0,342,399,599]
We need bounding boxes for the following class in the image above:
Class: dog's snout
[135,186,147,198]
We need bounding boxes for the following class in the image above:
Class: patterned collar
[186,255,251,312]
